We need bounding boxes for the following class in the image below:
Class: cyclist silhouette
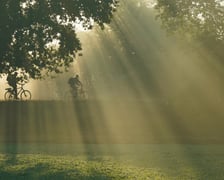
[6,72,20,99]
[68,74,83,98]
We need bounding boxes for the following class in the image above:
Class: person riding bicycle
[68,74,83,98]
[6,72,20,99]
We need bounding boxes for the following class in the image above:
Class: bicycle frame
[17,86,24,96]
[8,84,24,96]
[5,83,31,100]
[65,86,87,100]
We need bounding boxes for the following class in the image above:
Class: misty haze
[0,0,224,179]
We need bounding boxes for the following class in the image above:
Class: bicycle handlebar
[18,80,29,86]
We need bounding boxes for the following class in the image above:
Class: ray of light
[0,1,224,176]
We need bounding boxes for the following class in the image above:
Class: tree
[0,0,118,80]
[154,0,224,61]
[155,0,224,42]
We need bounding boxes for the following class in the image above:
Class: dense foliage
[155,0,224,42]
[154,0,224,61]
[0,0,118,79]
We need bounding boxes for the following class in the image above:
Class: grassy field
[0,144,224,179]
[0,100,224,179]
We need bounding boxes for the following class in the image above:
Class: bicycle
[4,83,32,100]
[64,86,88,101]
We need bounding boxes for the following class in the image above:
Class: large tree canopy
[155,0,224,42]
[0,0,118,79]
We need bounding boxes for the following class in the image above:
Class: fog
[0,0,224,145]
[32,1,224,105]
[1,1,223,103]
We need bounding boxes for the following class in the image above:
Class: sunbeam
[0,0,224,179]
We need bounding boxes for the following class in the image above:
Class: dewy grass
[0,154,163,180]
[0,144,224,179]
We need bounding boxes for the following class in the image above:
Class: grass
[0,154,162,180]
[0,144,224,179]
[0,101,224,179]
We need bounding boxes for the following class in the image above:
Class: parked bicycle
[4,83,31,100]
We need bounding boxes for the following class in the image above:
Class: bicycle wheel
[79,90,88,100]
[20,90,31,100]
[64,91,76,101]
[4,91,15,100]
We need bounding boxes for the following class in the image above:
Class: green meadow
[0,101,224,179]
[0,144,224,179]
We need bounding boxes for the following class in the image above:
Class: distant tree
[154,0,224,60]
[155,0,224,42]
[0,0,118,80]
